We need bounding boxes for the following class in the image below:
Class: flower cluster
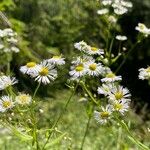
[97,0,133,16]
[138,66,150,80]
[20,55,65,84]
[0,28,20,53]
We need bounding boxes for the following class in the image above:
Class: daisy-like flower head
[108,85,131,102]
[47,55,65,65]
[74,41,91,52]
[135,23,150,37]
[101,71,122,82]
[69,63,87,79]
[0,75,18,90]
[97,8,109,15]
[111,100,130,115]
[86,61,103,76]
[94,105,112,125]
[0,96,14,112]
[138,67,150,80]
[20,62,41,76]
[86,46,104,56]
[15,93,32,106]
[116,35,127,41]
[97,83,114,96]
[71,55,94,65]
[33,61,57,84]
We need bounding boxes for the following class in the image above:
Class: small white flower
[74,41,91,52]
[97,83,114,96]
[86,61,103,76]
[20,62,41,75]
[108,85,131,102]
[135,23,150,37]
[97,8,109,15]
[116,35,127,41]
[0,76,18,90]
[33,61,57,84]
[138,67,150,80]
[94,105,112,124]
[111,100,129,115]
[15,93,32,105]
[114,6,128,15]
[108,15,117,23]
[121,1,133,8]
[86,46,104,55]
[69,63,87,79]
[47,55,65,65]
[101,72,122,82]
[101,0,112,6]
[10,46,20,53]
[0,96,14,112]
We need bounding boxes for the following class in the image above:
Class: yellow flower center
[2,101,11,108]
[114,103,123,110]
[91,47,98,52]
[106,73,115,78]
[146,67,150,73]
[89,63,97,71]
[39,67,49,76]
[139,24,145,30]
[26,62,36,68]
[19,95,30,104]
[52,56,61,59]
[115,91,123,100]
[75,64,84,72]
[100,111,109,119]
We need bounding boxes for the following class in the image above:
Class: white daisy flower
[20,62,41,75]
[0,96,14,112]
[97,83,114,96]
[138,67,150,80]
[74,41,91,52]
[116,35,127,41]
[47,55,65,65]
[69,63,87,79]
[86,46,104,55]
[111,100,130,115]
[101,72,122,82]
[86,61,103,76]
[94,105,112,124]
[0,76,18,90]
[33,61,57,84]
[15,93,32,105]
[97,8,109,15]
[135,23,150,37]
[108,85,131,102]
[71,55,94,65]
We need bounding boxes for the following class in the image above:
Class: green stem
[33,82,41,99]
[80,116,91,150]
[80,82,98,105]
[42,82,79,150]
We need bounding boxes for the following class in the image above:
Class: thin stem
[80,82,98,105]
[80,116,91,150]
[33,82,41,99]
[115,42,139,73]
[42,82,79,150]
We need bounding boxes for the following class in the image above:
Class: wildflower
[116,35,127,41]
[97,8,109,15]
[114,6,128,15]
[15,93,32,105]
[33,61,57,84]
[97,83,114,96]
[47,55,65,65]
[74,41,91,52]
[0,76,18,90]
[20,62,41,75]
[101,71,122,82]
[101,0,112,6]
[135,23,150,37]
[138,67,150,80]
[0,96,14,112]
[108,15,117,23]
[86,46,104,55]
[86,61,103,76]
[69,63,87,79]
[108,85,131,102]
[94,105,112,124]
[111,100,129,115]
